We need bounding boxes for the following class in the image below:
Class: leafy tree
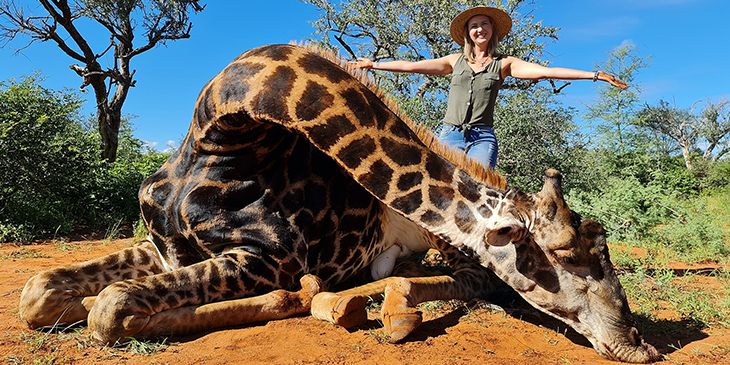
[495,86,586,192]
[697,98,730,161]
[584,43,651,153]
[637,99,697,169]
[0,0,204,162]
[0,73,98,236]
[637,98,730,170]
[301,0,562,129]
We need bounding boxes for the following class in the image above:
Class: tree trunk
[83,63,122,162]
[98,108,121,162]
[680,142,693,170]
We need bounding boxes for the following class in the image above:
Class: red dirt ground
[2,237,729,364]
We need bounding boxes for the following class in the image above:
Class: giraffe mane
[294,41,507,190]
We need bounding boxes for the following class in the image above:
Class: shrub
[0,75,170,242]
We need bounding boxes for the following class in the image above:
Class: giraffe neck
[196,44,516,254]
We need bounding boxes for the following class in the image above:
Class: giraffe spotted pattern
[19,44,659,363]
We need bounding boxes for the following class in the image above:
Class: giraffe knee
[19,270,91,329]
[87,282,150,345]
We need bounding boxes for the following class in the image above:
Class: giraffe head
[482,170,659,363]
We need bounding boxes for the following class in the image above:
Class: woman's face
[467,15,493,47]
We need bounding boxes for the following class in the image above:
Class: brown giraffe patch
[337,136,377,169]
[218,62,264,106]
[296,81,335,121]
[358,159,393,199]
[391,190,423,215]
[425,154,454,184]
[420,209,445,226]
[306,115,357,150]
[396,171,423,192]
[428,185,455,211]
[454,201,476,234]
[298,52,352,83]
[380,137,422,166]
[253,65,297,122]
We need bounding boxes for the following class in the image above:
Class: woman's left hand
[597,71,628,90]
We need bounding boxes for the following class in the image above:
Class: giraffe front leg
[310,292,370,328]
[380,253,502,343]
[311,274,461,342]
[313,258,498,343]
[381,275,455,343]
[310,261,433,328]
[18,240,164,329]
[86,250,318,345]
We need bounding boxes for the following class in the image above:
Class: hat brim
[450,6,512,46]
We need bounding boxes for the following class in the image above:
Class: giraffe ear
[485,218,527,246]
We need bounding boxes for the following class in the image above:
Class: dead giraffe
[19,44,659,363]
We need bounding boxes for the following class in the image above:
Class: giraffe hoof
[298,274,327,303]
[383,311,423,343]
[311,293,369,328]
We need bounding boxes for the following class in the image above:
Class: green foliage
[584,43,652,153]
[703,159,730,188]
[620,267,730,330]
[0,0,203,161]
[119,337,169,356]
[568,175,671,241]
[696,98,730,161]
[495,87,585,192]
[641,186,730,263]
[0,75,169,242]
[569,150,730,263]
[0,74,96,239]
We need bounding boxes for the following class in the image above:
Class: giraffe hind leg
[85,247,317,345]
[88,273,325,345]
[18,240,165,330]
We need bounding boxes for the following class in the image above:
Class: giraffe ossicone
[19,44,659,363]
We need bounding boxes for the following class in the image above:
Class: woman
[352,6,627,168]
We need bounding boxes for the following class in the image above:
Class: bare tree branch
[0,0,204,161]
[547,79,571,94]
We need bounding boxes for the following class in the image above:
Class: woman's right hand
[349,58,375,69]
[597,71,628,90]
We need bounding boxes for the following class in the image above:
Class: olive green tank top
[443,54,504,130]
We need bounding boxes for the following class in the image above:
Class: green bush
[567,176,675,241]
[703,159,730,189]
[1,74,95,238]
[495,87,585,192]
[0,75,170,242]
[642,185,730,263]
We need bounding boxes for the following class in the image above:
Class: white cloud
[617,39,636,49]
[164,140,178,153]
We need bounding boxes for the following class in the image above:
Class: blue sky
[2,0,728,151]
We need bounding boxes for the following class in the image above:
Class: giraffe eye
[552,249,577,266]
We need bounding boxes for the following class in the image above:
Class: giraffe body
[19,44,658,363]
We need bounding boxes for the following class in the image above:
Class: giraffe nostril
[497,227,511,235]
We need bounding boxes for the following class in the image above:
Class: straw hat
[450,6,512,46]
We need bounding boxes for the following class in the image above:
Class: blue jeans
[438,126,498,168]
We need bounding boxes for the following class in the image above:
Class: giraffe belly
[370,205,439,280]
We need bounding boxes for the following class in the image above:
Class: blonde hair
[462,16,500,63]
